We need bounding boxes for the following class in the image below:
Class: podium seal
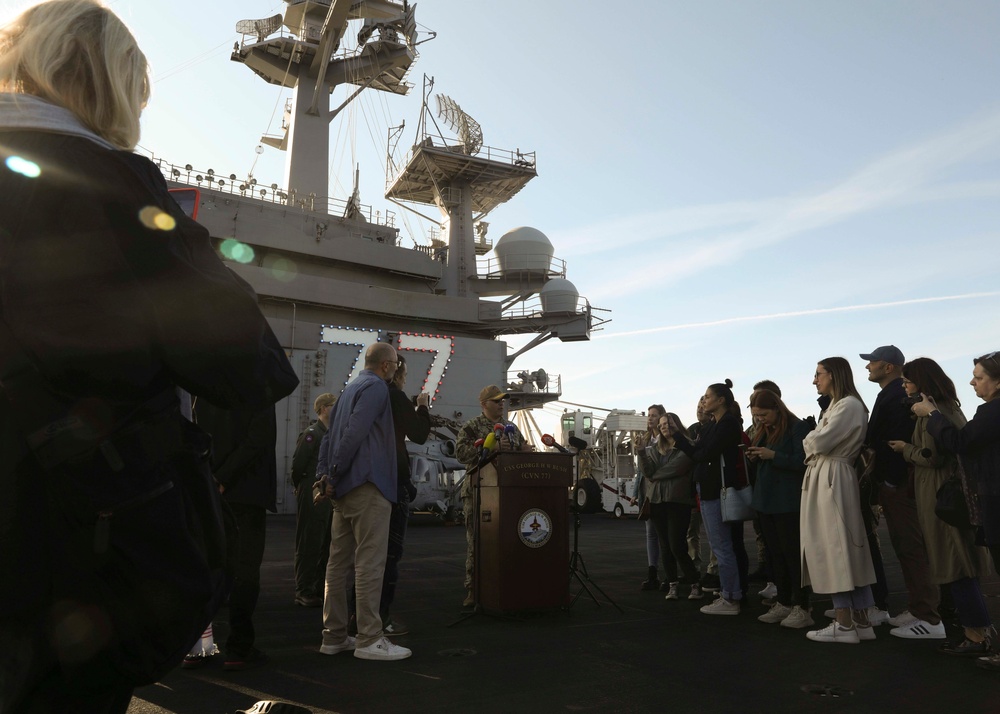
[518,509,552,548]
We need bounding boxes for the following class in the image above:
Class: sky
[5,0,997,433]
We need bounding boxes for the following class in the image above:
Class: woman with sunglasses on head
[912,351,1000,668]
[800,358,877,644]
[638,413,702,601]
[887,358,992,652]
[746,389,814,629]
[670,380,749,615]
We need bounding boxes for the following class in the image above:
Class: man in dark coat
[194,402,280,670]
[861,345,942,637]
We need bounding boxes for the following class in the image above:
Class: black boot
[641,566,659,591]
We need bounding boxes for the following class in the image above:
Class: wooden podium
[470,451,574,612]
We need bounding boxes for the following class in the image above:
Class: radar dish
[236,14,282,43]
[435,94,483,156]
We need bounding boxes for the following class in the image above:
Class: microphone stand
[566,439,622,613]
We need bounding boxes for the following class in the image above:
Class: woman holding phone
[671,380,749,616]
[747,389,814,629]
[638,413,701,601]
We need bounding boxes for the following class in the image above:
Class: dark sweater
[673,412,745,500]
[928,399,1000,497]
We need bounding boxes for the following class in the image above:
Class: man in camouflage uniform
[291,393,336,606]
[455,385,530,608]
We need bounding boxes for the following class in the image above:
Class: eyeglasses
[980,351,998,361]
[814,371,830,378]
[901,378,915,385]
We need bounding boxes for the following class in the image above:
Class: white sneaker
[354,636,412,661]
[688,584,705,600]
[319,636,356,655]
[823,608,837,619]
[890,619,947,640]
[758,603,792,624]
[866,607,891,626]
[757,582,777,600]
[887,610,918,628]
[700,596,740,616]
[806,622,860,644]
[664,582,679,601]
[780,606,815,629]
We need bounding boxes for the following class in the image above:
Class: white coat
[800,395,876,594]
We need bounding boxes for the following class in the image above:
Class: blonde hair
[0,0,149,149]
[313,393,336,415]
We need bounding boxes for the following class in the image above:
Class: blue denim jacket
[317,369,397,502]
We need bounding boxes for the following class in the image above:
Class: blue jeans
[699,490,744,601]
[830,586,874,611]
[645,518,660,567]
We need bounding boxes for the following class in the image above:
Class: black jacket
[866,378,912,487]
[673,412,745,500]
[389,384,430,501]
[928,399,1000,497]
[0,129,297,694]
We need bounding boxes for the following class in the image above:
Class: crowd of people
[3,2,1000,712]
[629,346,1000,671]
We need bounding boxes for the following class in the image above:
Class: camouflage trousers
[463,496,474,592]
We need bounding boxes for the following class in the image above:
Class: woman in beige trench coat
[800,357,877,644]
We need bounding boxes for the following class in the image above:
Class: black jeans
[758,511,810,608]
[649,501,698,584]
[226,502,267,657]
[379,496,410,618]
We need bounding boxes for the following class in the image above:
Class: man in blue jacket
[316,342,411,661]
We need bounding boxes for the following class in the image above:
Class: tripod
[565,441,622,613]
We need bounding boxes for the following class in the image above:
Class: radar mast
[232,0,418,211]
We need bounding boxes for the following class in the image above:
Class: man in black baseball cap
[860,346,943,640]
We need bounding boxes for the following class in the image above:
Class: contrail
[598,291,1000,339]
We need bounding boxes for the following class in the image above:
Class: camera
[901,394,923,407]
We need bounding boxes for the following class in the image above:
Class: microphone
[474,437,485,462]
[478,432,498,468]
[504,423,517,449]
[541,433,570,454]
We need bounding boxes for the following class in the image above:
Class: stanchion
[565,437,622,613]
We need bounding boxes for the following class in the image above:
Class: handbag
[719,451,754,522]
[935,474,971,529]
[638,499,651,521]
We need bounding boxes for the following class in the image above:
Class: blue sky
[7,0,996,431]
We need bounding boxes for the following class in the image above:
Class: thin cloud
[575,108,1000,299]
[598,291,1000,339]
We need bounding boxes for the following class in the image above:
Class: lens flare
[138,206,177,231]
[267,256,297,282]
[220,238,255,264]
[5,156,41,178]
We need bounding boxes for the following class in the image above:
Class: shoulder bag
[720,450,754,522]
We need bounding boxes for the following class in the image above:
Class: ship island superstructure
[156,0,605,516]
